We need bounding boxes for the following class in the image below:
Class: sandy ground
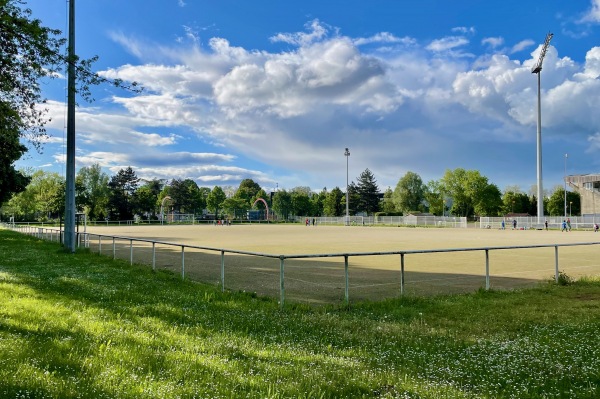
[84,224,600,304]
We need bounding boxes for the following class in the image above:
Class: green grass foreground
[1,229,599,398]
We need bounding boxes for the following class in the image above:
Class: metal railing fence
[5,224,600,307]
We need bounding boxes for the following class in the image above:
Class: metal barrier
[5,224,600,308]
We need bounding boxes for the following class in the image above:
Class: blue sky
[17,0,600,196]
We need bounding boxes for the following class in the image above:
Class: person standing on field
[545,220,548,230]
[513,219,517,230]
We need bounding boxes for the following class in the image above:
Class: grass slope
[1,229,599,398]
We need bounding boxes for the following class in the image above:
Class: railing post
[344,255,349,305]
[400,253,405,296]
[221,250,225,292]
[152,242,156,271]
[554,246,559,283]
[130,239,133,265]
[485,249,490,290]
[99,236,102,255]
[112,237,116,260]
[181,246,185,280]
[279,256,285,309]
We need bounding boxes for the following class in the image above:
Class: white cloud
[580,0,600,23]
[354,32,416,46]
[426,36,470,53]
[582,46,600,77]
[452,26,476,35]
[510,40,535,54]
[270,19,328,46]
[482,37,504,49]
[108,31,144,58]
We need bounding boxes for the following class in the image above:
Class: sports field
[84,224,600,304]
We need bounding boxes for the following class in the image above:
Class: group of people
[500,219,519,230]
[561,218,572,232]
[305,218,316,226]
[499,217,599,232]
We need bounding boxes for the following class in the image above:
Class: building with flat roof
[565,174,600,217]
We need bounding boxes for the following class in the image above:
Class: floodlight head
[531,32,553,74]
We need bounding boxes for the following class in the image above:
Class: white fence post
[344,255,349,305]
[181,246,185,280]
[554,246,559,282]
[221,250,225,292]
[400,253,405,296]
[485,249,490,290]
[279,256,285,308]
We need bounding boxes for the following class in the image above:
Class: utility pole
[531,32,553,226]
[64,0,76,252]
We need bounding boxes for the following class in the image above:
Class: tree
[355,169,380,215]
[107,167,139,220]
[311,188,327,217]
[547,188,580,217]
[207,186,226,219]
[424,180,445,216]
[234,179,262,209]
[221,197,248,219]
[393,171,425,214]
[168,179,204,214]
[323,187,344,216]
[136,179,165,220]
[0,107,30,204]
[380,187,396,213]
[440,168,501,217]
[32,170,64,220]
[75,164,109,220]
[291,189,312,217]
[3,170,63,221]
[272,190,292,220]
[502,190,530,215]
[474,183,503,216]
[341,182,360,216]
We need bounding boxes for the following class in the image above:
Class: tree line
[0,164,580,222]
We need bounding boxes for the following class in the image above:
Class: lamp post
[564,153,568,219]
[344,148,350,226]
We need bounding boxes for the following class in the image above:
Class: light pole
[64,0,77,252]
[532,32,553,225]
[564,153,568,219]
[344,148,350,226]
[570,201,572,217]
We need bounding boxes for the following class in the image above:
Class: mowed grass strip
[1,229,599,399]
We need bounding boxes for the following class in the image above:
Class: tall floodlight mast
[531,32,553,225]
[64,0,77,252]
